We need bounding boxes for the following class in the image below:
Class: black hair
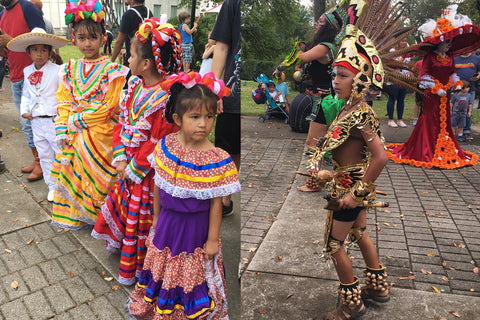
[26,44,53,53]
[165,83,218,123]
[132,33,179,75]
[303,80,314,91]
[73,19,105,38]
[267,81,275,88]
[308,19,337,49]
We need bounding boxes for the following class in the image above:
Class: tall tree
[314,0,326,21]
[401,0,451,32]
[458,0,480,26]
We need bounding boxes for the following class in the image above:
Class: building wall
[42,0,183,35]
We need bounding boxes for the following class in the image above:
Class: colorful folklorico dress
[92,76,179,286]
[386,51,478,169]
[51,56,128,230]
[127,133,241,320]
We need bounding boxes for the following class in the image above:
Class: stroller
[251,73,289,123]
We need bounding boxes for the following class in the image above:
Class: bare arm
[0,31,13,48]
[111,32,127,63]
[212,41,229,113]
[298,44,330,63]
[202,44,215,60]
[204,197,222,259]
[183,22,198,35]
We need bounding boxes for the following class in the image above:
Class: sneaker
[222,200,233,217]
[387,120,398,128]
[47,190,55,202]
[397,120,407,127]
[466,135,474,141]
[412,118,418,126]
[457,135,466,142]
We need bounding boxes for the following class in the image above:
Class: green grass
[241,80,480,123]
[59,44,84,61]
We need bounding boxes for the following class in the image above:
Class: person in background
[178,11,197,73]
[210,0,241,216]
[451,80,473,142]
[454,51,480,140]
[199,31,215,76]
[110,0,152,67]
[0,0,45,180]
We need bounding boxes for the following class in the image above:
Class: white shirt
[20,60,61,117]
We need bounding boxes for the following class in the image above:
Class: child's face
[27,44,51,69]
[174,103,215,144]
[185,17,191,24]
[268,85,275,93]
[75,26,102,60]
[461,86,470,94]
[332,66,355,100]
[438,40,452,53]
[128,39,145,76]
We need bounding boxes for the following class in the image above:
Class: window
[170,5,177,20]
[154,4,161,18]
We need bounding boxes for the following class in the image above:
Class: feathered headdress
[334,0,424,97]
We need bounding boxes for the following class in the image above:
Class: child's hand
[116,161,128,180]
[22,113,33,120]
[204,239,219,260]
[339,193,361,209]
[468,111,472,118]
[60,139,67,149]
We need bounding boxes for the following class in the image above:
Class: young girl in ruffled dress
[127,71,240,319]
[51,0,129,230]
[92,18,182,285]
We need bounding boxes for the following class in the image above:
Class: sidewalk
[241,115,480,319]
[0,80,240,319]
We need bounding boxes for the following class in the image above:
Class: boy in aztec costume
[306,0,422,318]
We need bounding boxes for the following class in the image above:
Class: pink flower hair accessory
[161,71,230,99]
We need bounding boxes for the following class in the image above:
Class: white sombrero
[7,28,70,52]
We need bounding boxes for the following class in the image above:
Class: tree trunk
[314,0,327,21]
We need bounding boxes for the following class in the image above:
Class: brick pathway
[0,221,129,319]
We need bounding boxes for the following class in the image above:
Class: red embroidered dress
[92,76,178,285]
[386,52,478,169]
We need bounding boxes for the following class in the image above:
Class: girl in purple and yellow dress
[92,19,181,286]
[127,72,240,319]
[51,0,129,230]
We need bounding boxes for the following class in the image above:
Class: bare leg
[330,220,356,284]
[354,210,381,269]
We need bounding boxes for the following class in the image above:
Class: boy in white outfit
[7,28,68,201]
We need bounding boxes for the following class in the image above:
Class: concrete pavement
[241,114,480,319]
[0,79,240,319]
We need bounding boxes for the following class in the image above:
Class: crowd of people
[0,0,240,319]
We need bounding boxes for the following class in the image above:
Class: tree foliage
[242,0,313,64]
[457,0,480,25]
[401,0,452,32]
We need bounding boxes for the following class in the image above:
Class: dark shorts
[333,207,363,222]
[215,113,240,155]
[451,111,467,128]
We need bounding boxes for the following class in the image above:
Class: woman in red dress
[386,7,480,169]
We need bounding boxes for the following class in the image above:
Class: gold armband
[350,181,376,202]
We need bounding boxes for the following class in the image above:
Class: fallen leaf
[421,268,432,275]
[25,239,34,245]
[12,219,18,222]
[67,272,74,277]
[431,286,441,293]
[442,276,449,282]
[384,209,391,214]
[449,311,461,318]
[101,271,107,276]
[5,249,11,254]
[473,267,479,274]
[6,210,11,213]
[104,277,113,282]
[470,288,475,292]
[397,276,415,280]
[427,253,435,257]
[471,260,475,264]
[112,285,120,291]
[426,212,436,216]
[286,293,293,299]
[442,261,447,267]
[57,229,63,233]
[258,308,268,314]
[458,243,466,249]
[248,247,257,253]
[10,281,19,289]
[383,222,390,226]
[277,255,283,260]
